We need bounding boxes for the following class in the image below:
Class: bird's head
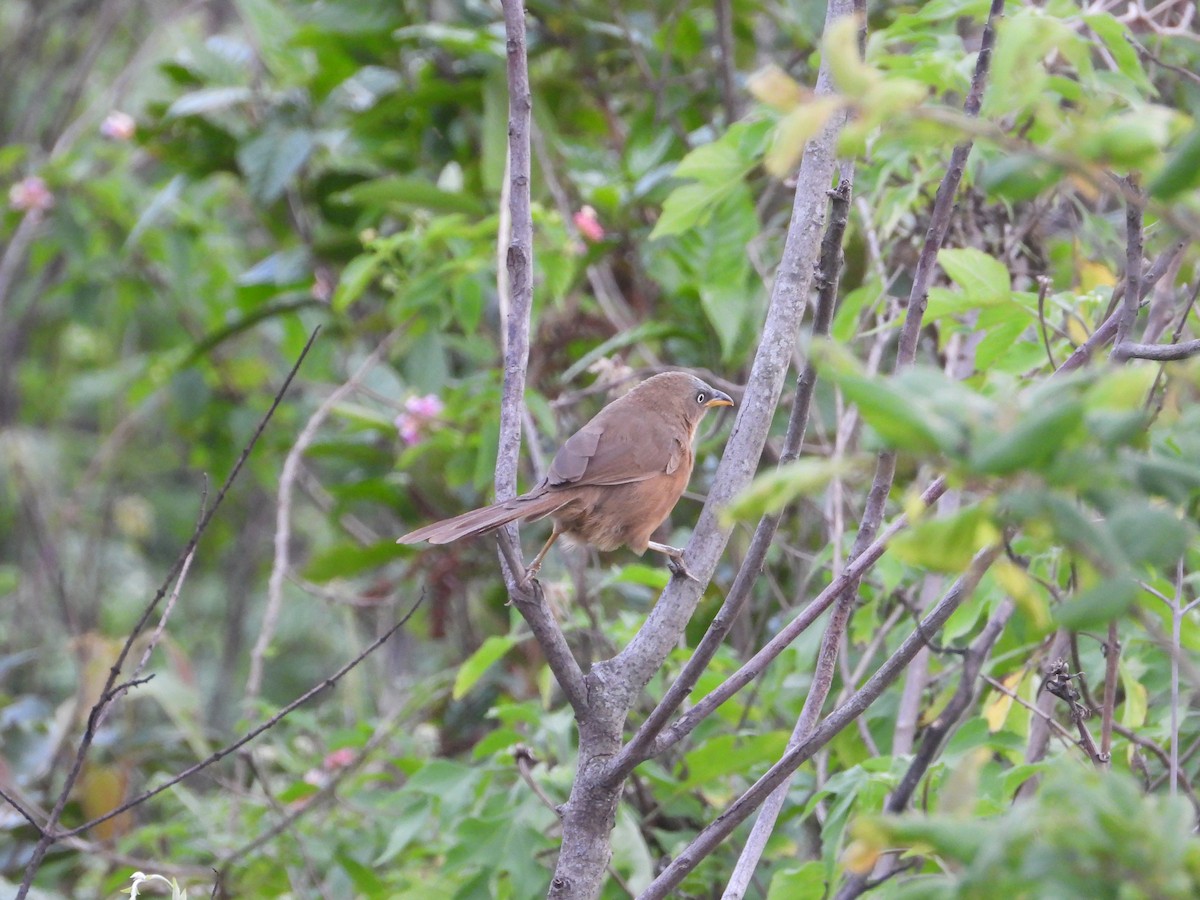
[630,371,735,428]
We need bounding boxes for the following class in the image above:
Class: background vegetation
[2,0,1200,897]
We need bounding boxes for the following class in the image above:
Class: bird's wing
[547,409,684,488]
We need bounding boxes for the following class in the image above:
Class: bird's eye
[696,392,706,404]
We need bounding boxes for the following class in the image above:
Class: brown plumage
[397,371,734,581]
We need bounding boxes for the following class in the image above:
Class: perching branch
[611,178,855,782]
[495,0,589,719]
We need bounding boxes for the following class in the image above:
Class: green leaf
[1082,14,1152,93]
[332,254,382,313]
[165,86,254,118]
[1054,575,1138,631]
[678,732,790,792]
[968,399,1085,476]
[1150,127,1200,200]
[722,457,862,524]
[889,504,1000,573]
[237,127,315,204]
[767,862,827,900]
[336,176,486,215]
[304,539,409,581]
[1107,503,1191,569]
[937,248,1011,306]
[453,634,519,700]
[650,181,736,240]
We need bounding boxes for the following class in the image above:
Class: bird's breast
[551,460,693,554]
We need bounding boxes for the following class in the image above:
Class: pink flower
[100,111,136,141]
[395,393,445,446]
[573,205,605,242]
[323,747,356,770]
[8,176,53,213]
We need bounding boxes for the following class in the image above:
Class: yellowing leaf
[823,15,878,95]
[748,64,810,111]
[1120,662,1148,728]
[984,671,1024,732]
[765,98,843,176]
[1079,259,1117,291]
[842,839,881,875]
[994,560,1051,632]
[1066,316,1091,346]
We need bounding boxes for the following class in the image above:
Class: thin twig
[59,596,421,840]
[1099,621,1120,767]
[1112,175,1144,358]
[246,328,401,706]
[13,329,320,900]
[640,545,1003,899]
[611,178,855,782]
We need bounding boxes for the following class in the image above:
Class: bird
[397,371,734,583]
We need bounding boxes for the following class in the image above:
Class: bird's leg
[522,525,562,585]
[646,540,697,582]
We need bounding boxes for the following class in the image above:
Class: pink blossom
[100,111,136,141]
[395,393,445,446]
[405,394,445,418]
[323,747,356,770]
[8,176,53,213]
[573,205,605,242]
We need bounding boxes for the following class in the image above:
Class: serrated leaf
[453,634,518,700]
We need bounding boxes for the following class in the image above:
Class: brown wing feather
[546,402,683,488]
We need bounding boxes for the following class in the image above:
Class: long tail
[397,491,569,546]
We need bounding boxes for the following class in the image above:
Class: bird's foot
[648,541,698,582]
[519,563,542,588]
[666,555,697,582]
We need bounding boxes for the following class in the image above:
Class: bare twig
[1099,621,1120,767]
[60,596,422,841]
[611,178,855,782]
[1112,175,1144,358]
[13,329,320,900]
[1114,338,1200,361]
[246,328,401,706]
[728,0,1006,883]
[640,545,1003,899]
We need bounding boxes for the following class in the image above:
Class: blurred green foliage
[2,0,1200,896]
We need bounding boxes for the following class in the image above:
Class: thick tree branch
[494,0,589,718]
